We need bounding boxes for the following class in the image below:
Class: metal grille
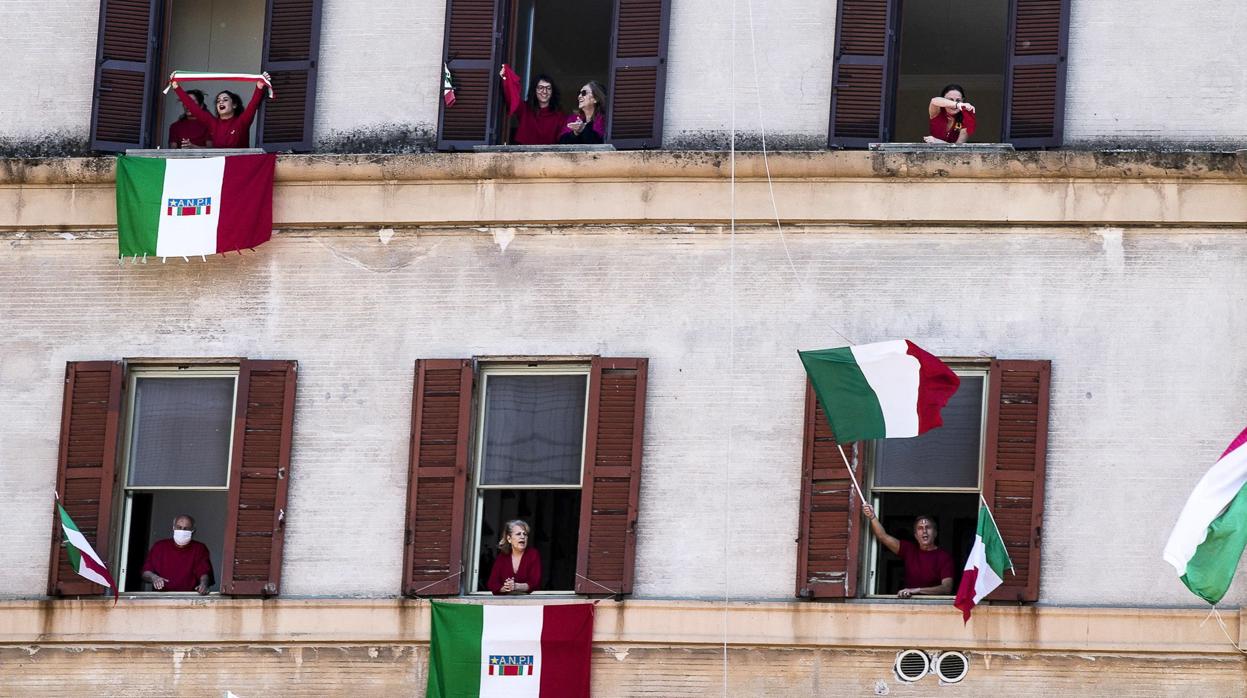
[935,651,969,683]
[894,649,929,682]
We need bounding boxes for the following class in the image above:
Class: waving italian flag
[57,503,118,599]
[954,500,1013,622]
[799,340,961,442]
[1164,426,1247,604]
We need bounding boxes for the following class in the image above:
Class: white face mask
[173,529,194,545]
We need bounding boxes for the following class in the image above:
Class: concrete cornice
[2,150,1246,230]
[0,598,1242,656]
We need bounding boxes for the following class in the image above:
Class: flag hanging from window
[953,500,1013,622]
[1164,425,1247,605]
[427,601,592,698]
[115,153,276,260]
[56,503,119,602]
[799,340,961,442]
[443,65,457,107]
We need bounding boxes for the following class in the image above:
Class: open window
[436,0,670,150]
[89,0,322,153]
[828,0,1069,148]
[403,357,647,597]
[796,358,1049,602]
[48,359,298,597]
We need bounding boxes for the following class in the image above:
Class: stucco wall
[4,218,1247,605]
[1,1,1245,150]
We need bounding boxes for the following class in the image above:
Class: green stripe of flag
[1181,483,1247,604]
[428,601,484,698]
[116,156,166,257]
[57,504,83,570]
[799,347,886,442]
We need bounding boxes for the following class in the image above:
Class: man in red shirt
[141,514,213,594]
[863,506,955,598]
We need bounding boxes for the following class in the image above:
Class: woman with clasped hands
[487,519,543,595]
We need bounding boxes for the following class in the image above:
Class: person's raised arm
[236,81,267,129]
[499,64,522,115]
[862,504,901,555]
[173,82,214,127]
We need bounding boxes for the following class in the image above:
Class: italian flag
[115,153,276,259]
[1164,426,1247,604]
[953,500,1013,622]
[57,503,118,598]
[799,340,961,442]
[163,70,276,98]
[427,601,593,698]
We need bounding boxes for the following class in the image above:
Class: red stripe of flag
[216,153,276,254]
[904,340,961,434]
[539,604,593,697]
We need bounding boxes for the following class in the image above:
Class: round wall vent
[893,649,930,682]
[934,651,969,683]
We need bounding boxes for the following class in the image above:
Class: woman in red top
[925,83,977,144]
[171,73,269,148]
[167,89,211,148]
[487,519,543,595]
[499,65,567,145]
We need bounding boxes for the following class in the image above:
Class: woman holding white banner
[171,72,270,149]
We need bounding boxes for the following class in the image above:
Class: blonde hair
[497,519,531,554]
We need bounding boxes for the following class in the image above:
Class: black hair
[185,89,207,110]
[216,90,244,117]
[526,73,561,111]
[577,80,608,121]
[939,83,967,130]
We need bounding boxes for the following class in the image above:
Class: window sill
[471,144,615,153]
[868,142,1016,153]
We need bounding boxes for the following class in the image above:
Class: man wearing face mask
[141,514,213,595]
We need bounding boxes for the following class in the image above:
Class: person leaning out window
[862,505,954,598]
[925,83,977,144]
[558,81,607,145]
[170,73,270,149]
[487,519,543,595]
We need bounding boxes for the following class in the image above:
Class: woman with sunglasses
[558,81,607,144]
[499,65,566,145]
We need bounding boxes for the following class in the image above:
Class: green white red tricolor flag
[162,70,275,98]
[56,503,118,600]
[427,601,592,698]
[1164,426,1247,604]
[115,153,276,259]
[953,499,1014,622]
[799,340,961,442]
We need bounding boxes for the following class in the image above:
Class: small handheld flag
[953,499,1013,622]
[443,65,457,107]
[56,502,119,602]
[799,339,961,443]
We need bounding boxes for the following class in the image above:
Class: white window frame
[114,365,238,592]
[864,365,989,598]
[467,363,591,595]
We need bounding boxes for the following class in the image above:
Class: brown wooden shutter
[48,362,124,596]
[982,359,1050,602]
[795,381,864,598]
[89,0,162,152]
[220,360,297,595]
[575,357,648,595]
[1002,0,1070,148]
[403,360,473,596]
[258,0,323,152]
[437,0,507,150]
[827,0,897,148]
[606,0,671,149]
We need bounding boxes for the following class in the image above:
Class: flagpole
[836,444,869,509]
[978,493,1016,575]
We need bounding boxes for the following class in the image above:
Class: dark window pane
[871,492,978,594]
[873,375,984,488]
[476,489,581,592]
[128,377,234,488]
[480,374,587,486]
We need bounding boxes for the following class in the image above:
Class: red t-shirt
[168,118,211,148]
[175,84,264,148]
[142,538,213,591]
[486,547,543,594]
[897,540,955,589]
[928,109,977,143]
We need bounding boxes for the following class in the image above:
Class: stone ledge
[0,598,1241,655]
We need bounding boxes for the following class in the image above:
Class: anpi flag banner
[799,340,961,442]
[953,501,1014,622]
[1164,426,1247,604]
[56,503,118,601]
[116,153,276,259]
[427,601,592,698]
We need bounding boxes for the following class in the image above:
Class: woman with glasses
[499,65,566,145]
[924,83,977,144]
[559,81,607,145]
